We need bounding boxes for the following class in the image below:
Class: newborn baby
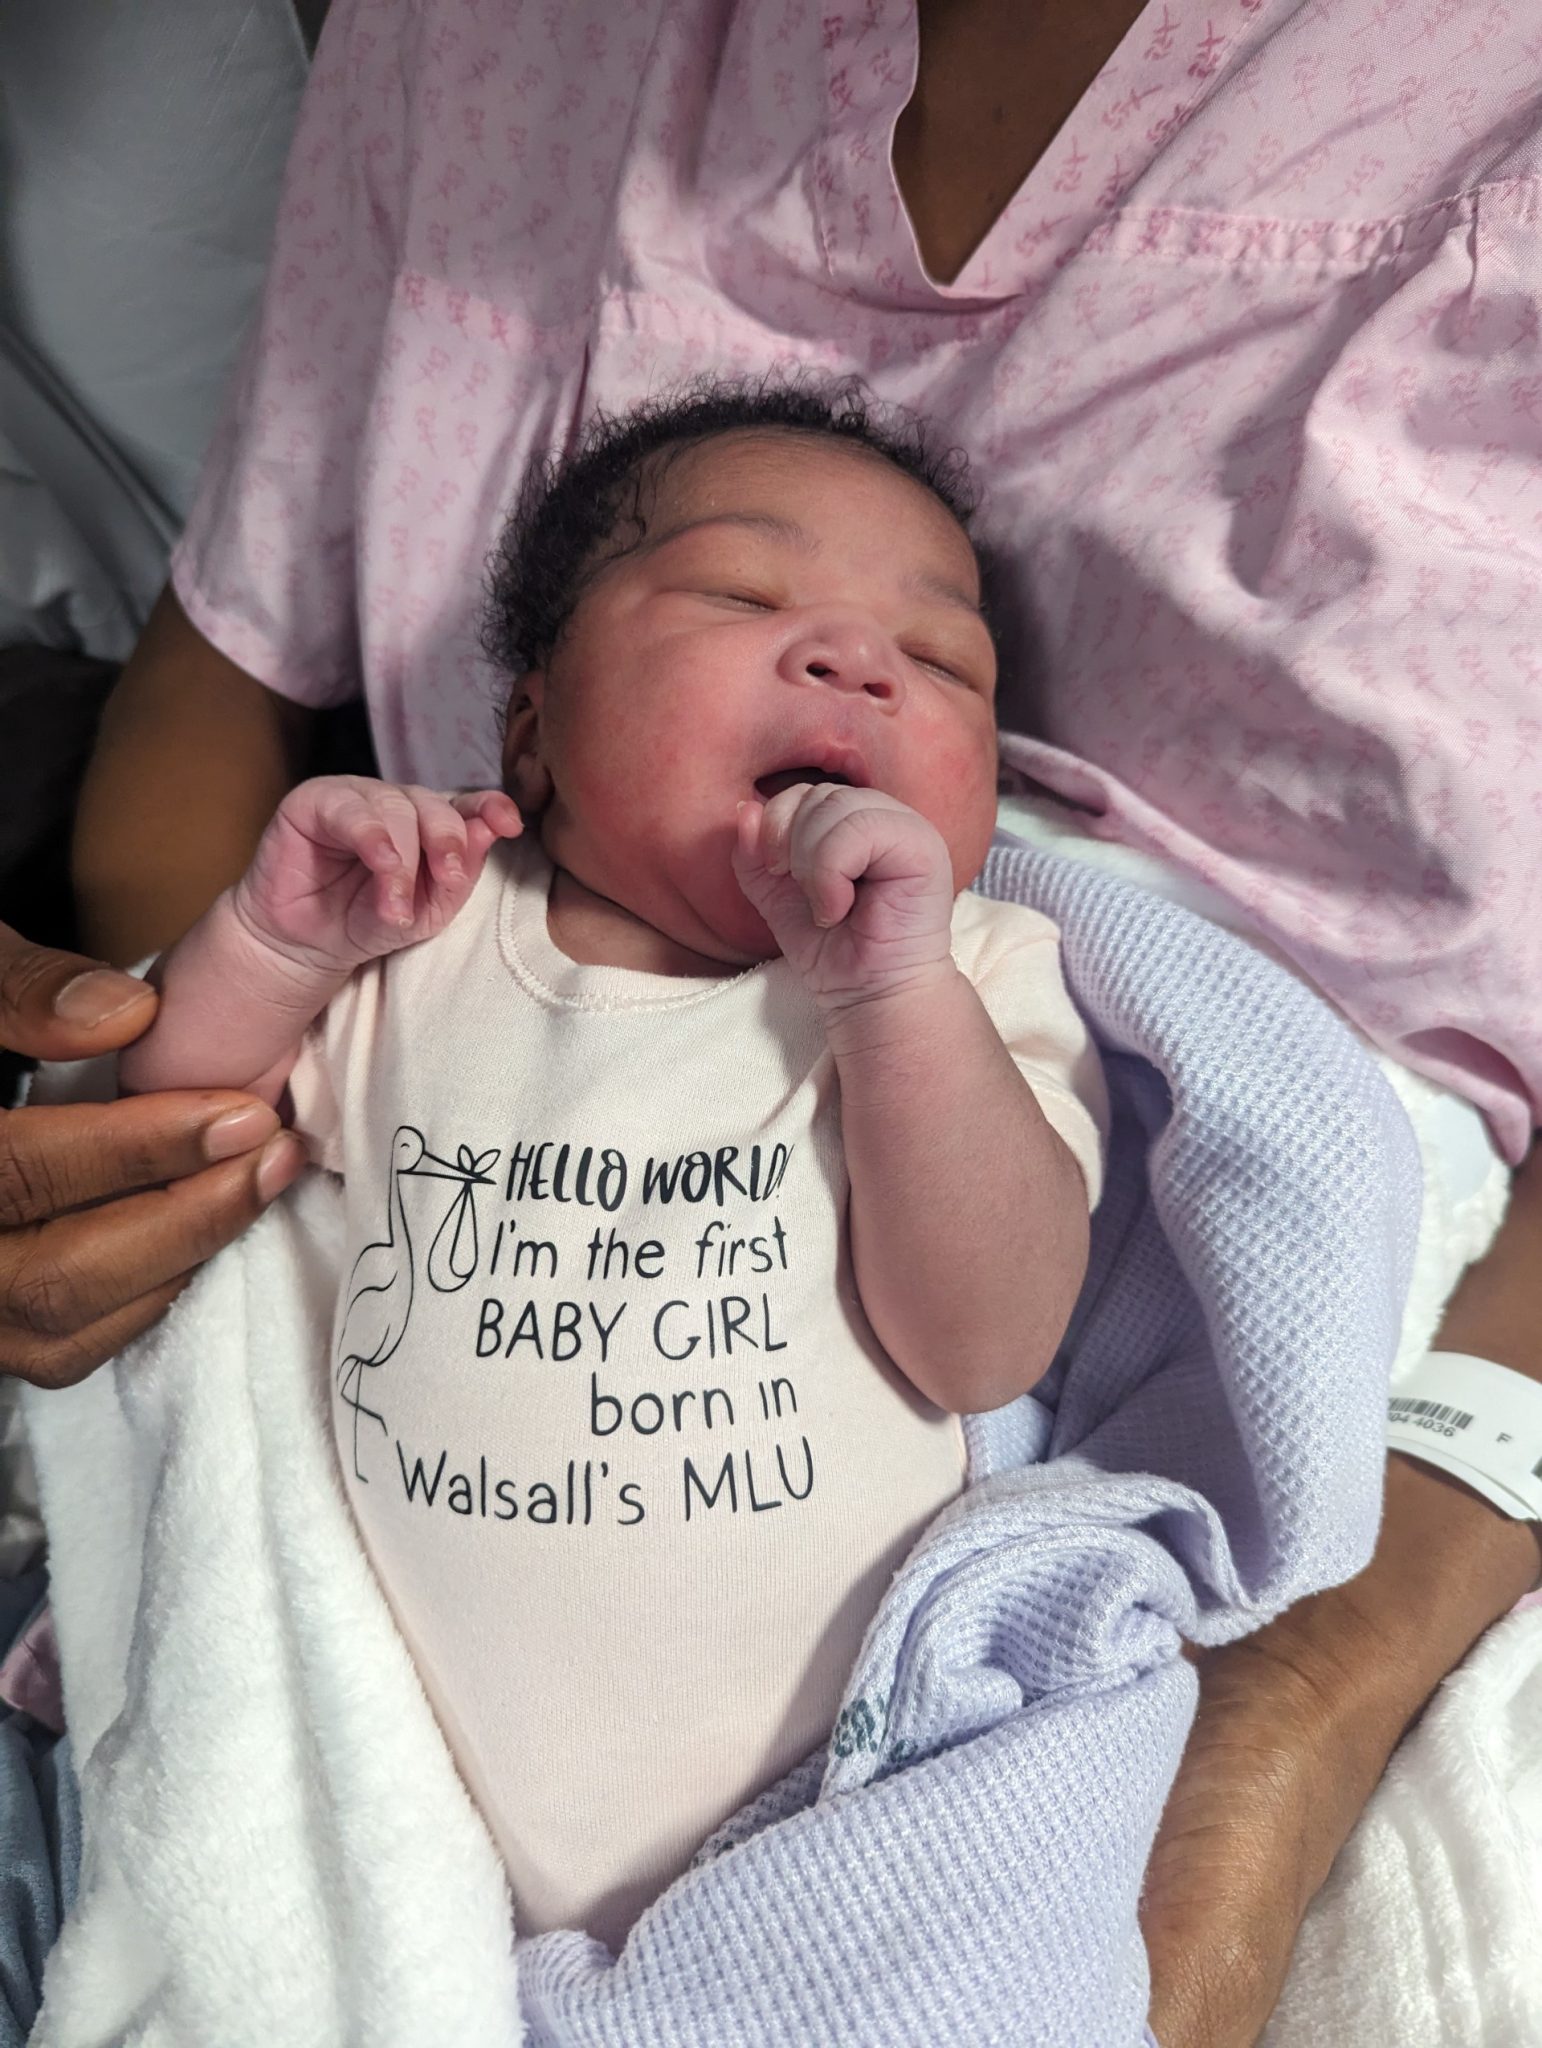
[123,383,1107,1951]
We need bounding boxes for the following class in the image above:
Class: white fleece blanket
[22,815,1541,2046]
[27,1171,520,2048]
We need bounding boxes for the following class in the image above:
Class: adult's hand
[0,923,306,1387]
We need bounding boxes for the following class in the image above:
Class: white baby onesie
[288,834,1106,1952]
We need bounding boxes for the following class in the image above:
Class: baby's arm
[734,786,1088,1414]
[119,777,522,1102]
[825,972,1087,1413]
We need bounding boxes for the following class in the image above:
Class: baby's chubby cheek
[557,760,775,952]
[946,801,999,895]
[901,751,1000,894]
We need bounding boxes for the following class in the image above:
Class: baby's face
[510,431,1001,964]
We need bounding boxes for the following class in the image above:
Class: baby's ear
[502,675,553,817]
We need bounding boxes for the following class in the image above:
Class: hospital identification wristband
[1387,1350,1542,1521]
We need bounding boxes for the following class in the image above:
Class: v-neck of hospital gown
[809,0,1224,302]
[174,0,1542,1158]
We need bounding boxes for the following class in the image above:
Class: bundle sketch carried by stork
[334,1124,500,1480]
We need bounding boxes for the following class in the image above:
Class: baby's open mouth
[753,767,854,800]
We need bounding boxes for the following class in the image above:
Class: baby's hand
[733,784,955,1015]
[234,776,524,973]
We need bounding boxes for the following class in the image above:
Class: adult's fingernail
[256,1131,308,1202]
[52,969,150,1027]
[203,1102,280,1160]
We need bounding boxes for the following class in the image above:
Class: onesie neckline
[496,834,771,1015]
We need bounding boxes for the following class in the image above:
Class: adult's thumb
[0,924,157,1062]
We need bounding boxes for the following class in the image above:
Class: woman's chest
[345,0,1541,784]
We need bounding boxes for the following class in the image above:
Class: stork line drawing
[335,1123,501,1482]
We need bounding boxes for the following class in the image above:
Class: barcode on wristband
[1390,1397,1474,1431]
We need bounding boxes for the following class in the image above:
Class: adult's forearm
[1145,1138,1542,2048]
[1253,1448,1539,1864]
[1144,1460,1541,2048]
[72,585,315,966]
[1237,1135,1542,1724]
[1350,1134,1542,1682]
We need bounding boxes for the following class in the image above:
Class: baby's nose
[779,616,904,705]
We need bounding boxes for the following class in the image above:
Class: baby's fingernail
[256,1131,308,1202]
[53,969,150,1027]
[736,800,746,813]
[442,852,464,878]
[204,1102,280,1161]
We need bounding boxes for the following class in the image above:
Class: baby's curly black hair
[480,374,983,681]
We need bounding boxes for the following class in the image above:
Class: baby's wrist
[820,959,967,1065]
[202,885,358,1019]
[226,876,372,989]
[116,887,352,1100]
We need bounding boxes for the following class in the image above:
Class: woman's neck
[896,0,1151,282]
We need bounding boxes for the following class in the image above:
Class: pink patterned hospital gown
[173,0,1542,1161]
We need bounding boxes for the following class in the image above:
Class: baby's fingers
[788,810,859,927]
[787,789,923,927]
[732,796,808,926]
[451,789,522,835]
[805,859,857,929]
[734,797,769,875]
[732,797,796,917]
[396,785,477,891]
[304,780,421,921]
[451,789,524,865]
[365,794,433,926]
[756,781,827,877]
[734,791,851,929]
